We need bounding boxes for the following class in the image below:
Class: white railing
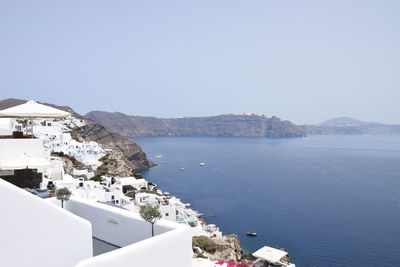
[2,178,193,267]
[62,198,193,267]
[76,226,192,267]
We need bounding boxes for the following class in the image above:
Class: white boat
[180,168,184,171]
[246,232,257,236]
[200,162,205,166]
[154,154,163,159]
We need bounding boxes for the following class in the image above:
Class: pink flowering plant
[215,260,253,267]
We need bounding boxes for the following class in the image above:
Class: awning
[0,154,51,170]
[0,100,71,119]
[0,139,51,170]
[252,246,288,264]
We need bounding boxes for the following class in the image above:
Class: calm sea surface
[133,135,400,267]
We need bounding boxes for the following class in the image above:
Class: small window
[165,213,169,217]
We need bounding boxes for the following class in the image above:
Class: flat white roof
[119,177,147,185]
[252,246,288,264]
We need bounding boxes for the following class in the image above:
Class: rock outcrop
[72,120,155,171]
[98,150,134,177]
[60,157,74,176]
[193,235,243,262]
[85,111,305,138]
[209,235,243,262]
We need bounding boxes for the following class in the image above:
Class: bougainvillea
[215,261,253,267]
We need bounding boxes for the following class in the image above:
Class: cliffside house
[0,100,71,189]
[253,246,295,267]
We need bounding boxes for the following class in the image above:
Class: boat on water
[180,167,184,171]
[246,232,257,236]
[200,162,205,166]
[154,154,163,159]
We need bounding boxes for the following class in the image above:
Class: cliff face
[0,98,154,171]
[85,111,305,138]
[73,121,155,170]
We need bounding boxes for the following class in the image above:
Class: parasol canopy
[0,139,51,170]
[0,100,71,119]
[0,154,51,170]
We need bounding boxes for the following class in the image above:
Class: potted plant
[49,188,56,198]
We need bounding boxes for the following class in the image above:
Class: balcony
[52,197,193,267]
[0,178,193,267]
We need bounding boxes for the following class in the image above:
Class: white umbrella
[0,100,71,137]
[0,100,71,119]
[0,153,51,170]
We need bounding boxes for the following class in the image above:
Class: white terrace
[0,178,193,267]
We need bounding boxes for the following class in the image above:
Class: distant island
[298,117,400,135]
[85,111,305,138]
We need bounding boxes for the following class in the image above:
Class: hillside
[85,111,305,138]
[299,117,400,135]
[0,98,154,170]
[319,117,366,126]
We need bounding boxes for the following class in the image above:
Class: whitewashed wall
[65,198,193,267]
[65,197,184,246]
[0,179,92,267]
[75,227,193,267]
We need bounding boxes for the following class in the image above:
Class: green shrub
[51,151,64,157]
[70,131,80,141]
[96,164,109,176]
[90,175,103,182]
[99,154,110,162]
[196,253,208,259]
[51,152,83,167]
[192,236,217,253]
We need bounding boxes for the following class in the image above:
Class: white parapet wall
[76,226,192,267]
[0,179,93,267]
[65,198,177,246]
[62,198,193,267]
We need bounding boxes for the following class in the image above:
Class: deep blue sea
[132,135,400,267]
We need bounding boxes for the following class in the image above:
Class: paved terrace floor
[93,237,120,256]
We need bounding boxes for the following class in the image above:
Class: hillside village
[0,100,294,267]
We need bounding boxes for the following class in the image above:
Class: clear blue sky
[1,0,399,124]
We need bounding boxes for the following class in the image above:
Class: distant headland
[86,111,400,138]
[85,111,305,138]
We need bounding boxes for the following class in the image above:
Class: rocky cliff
[73,120,155,170]
[0,98,154,171]
[85,111,305,138]
[192,235,243,262]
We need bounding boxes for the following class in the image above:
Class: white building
[0,178,193,267]
[0,139,51,189]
